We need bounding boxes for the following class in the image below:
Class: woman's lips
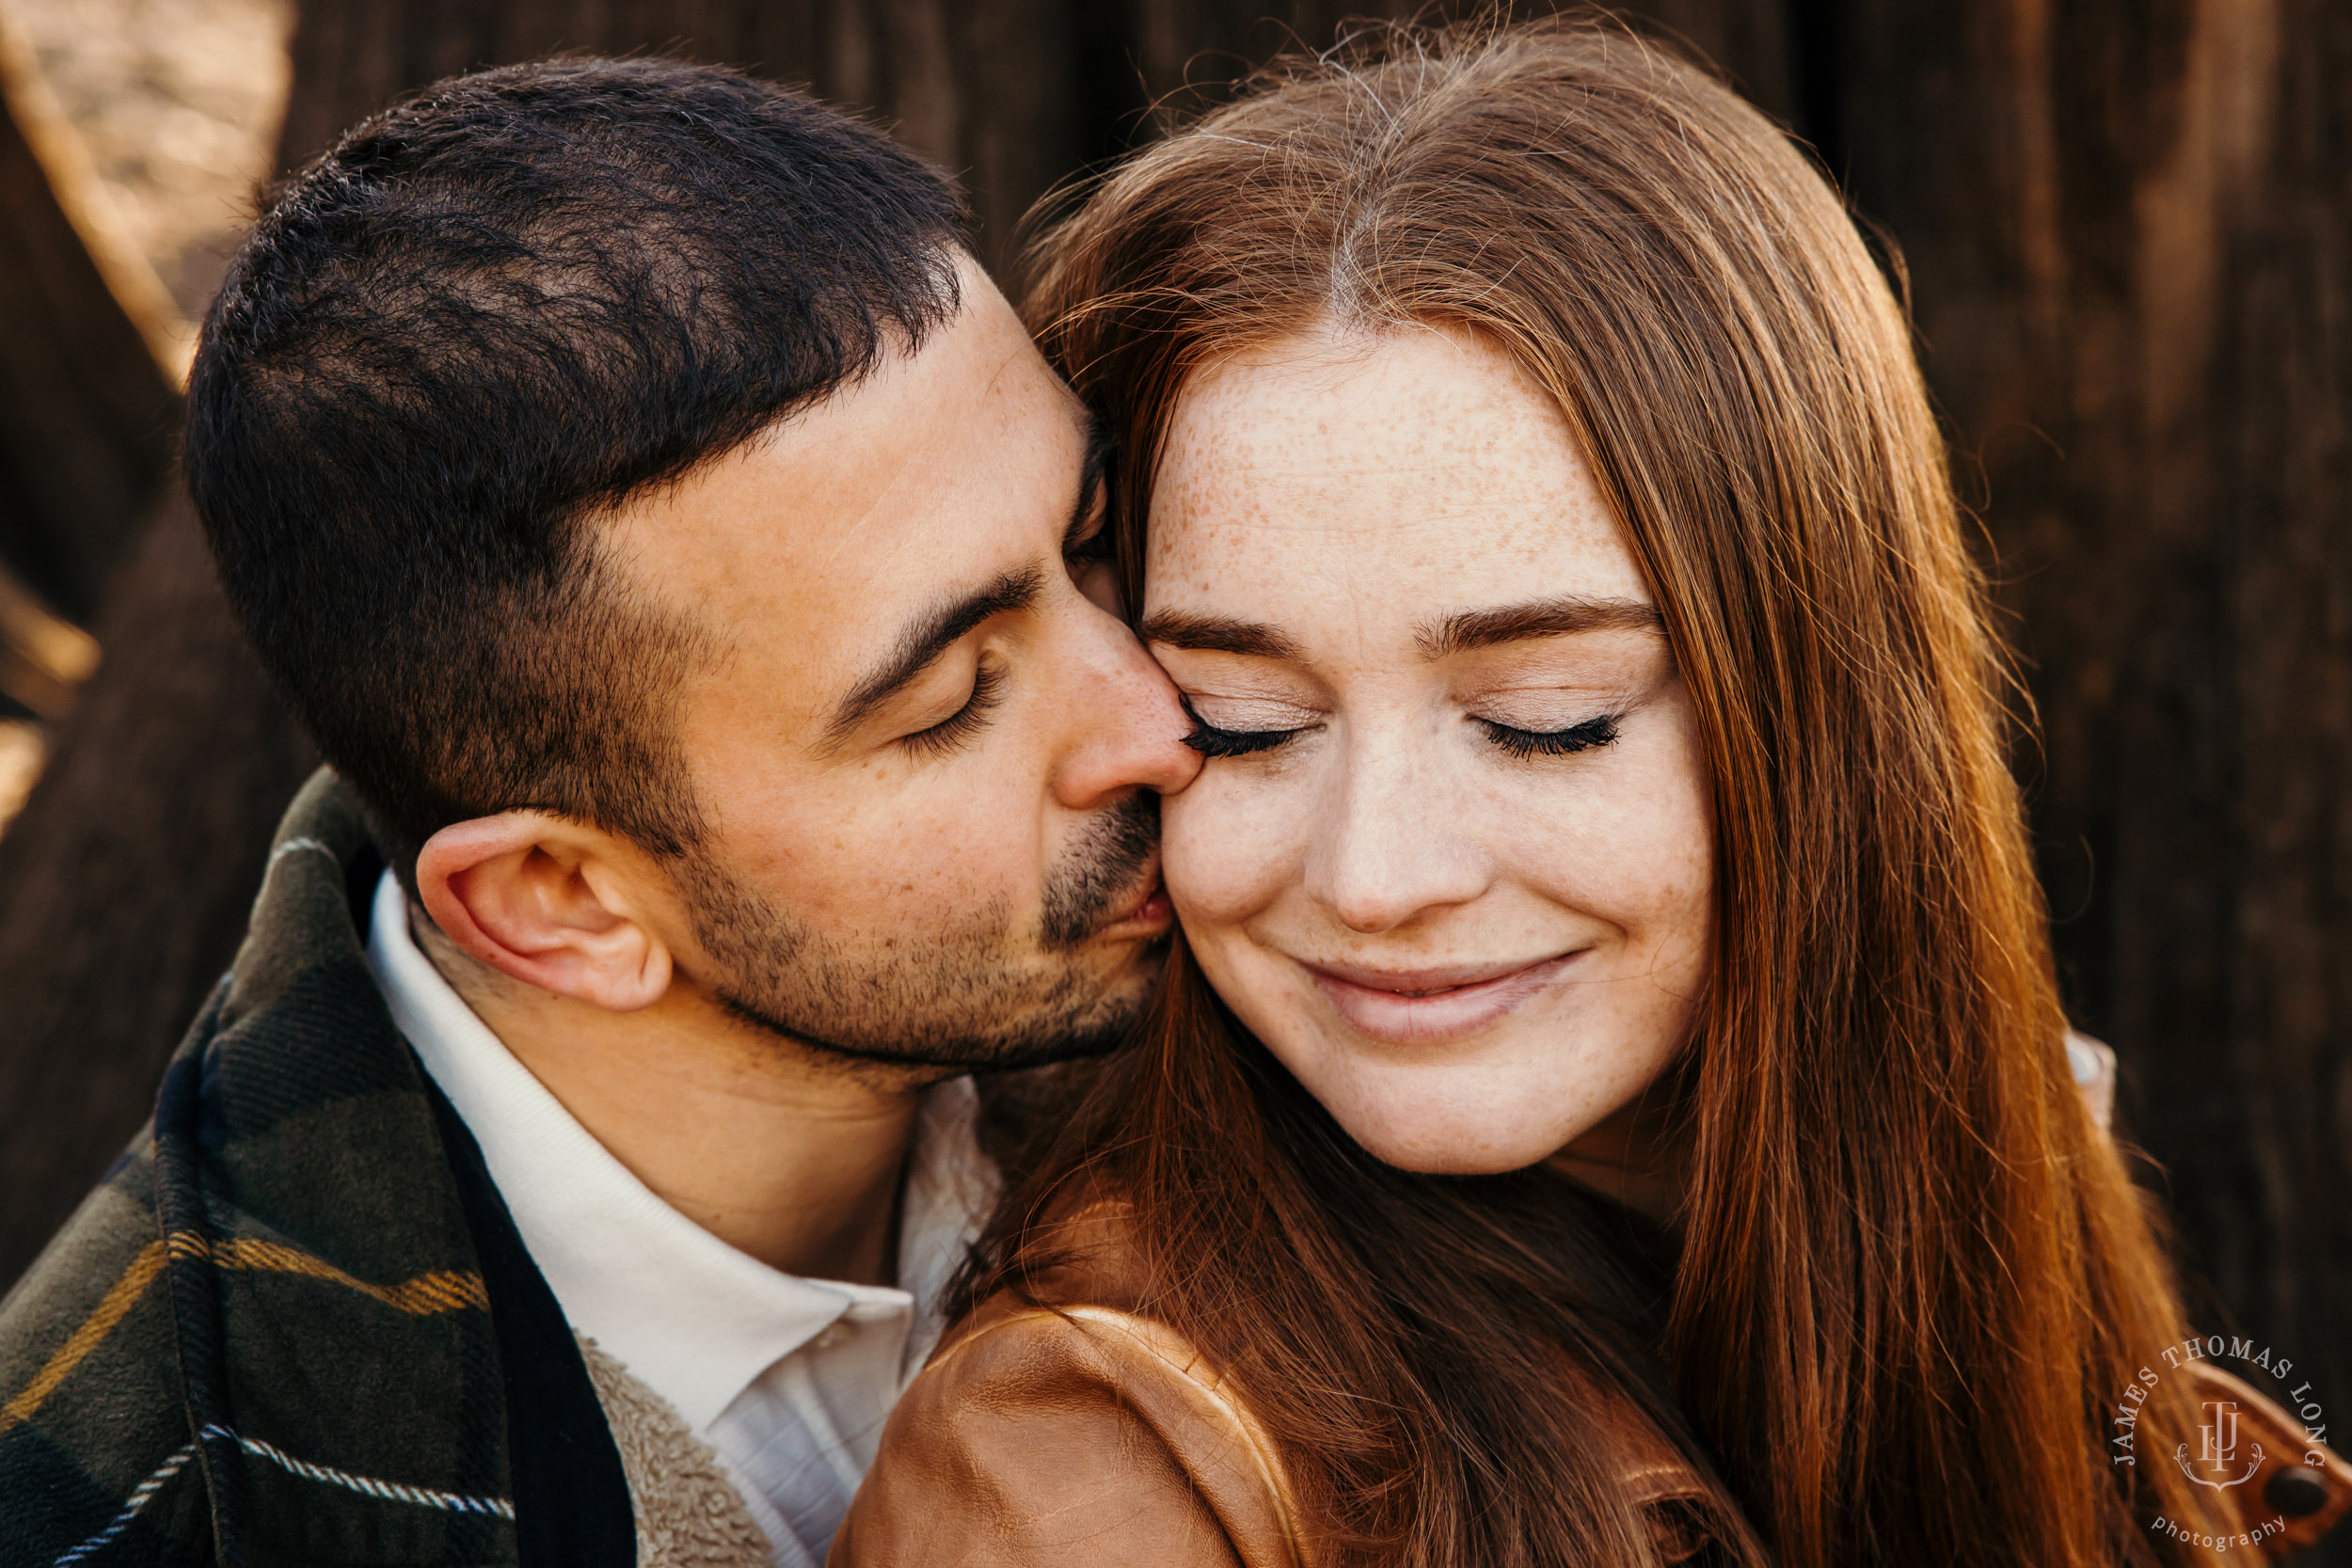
[1299,952,1583,1044]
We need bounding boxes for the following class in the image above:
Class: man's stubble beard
[685,792,1163,1071]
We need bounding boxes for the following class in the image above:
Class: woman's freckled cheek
[1162,784,1294,927]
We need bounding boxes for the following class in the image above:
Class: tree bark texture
[0,6,2344,1487]
[0,60,177,626]
[266,1,1804,272]
[0,491,317,1277]
[1819,0,2351,1460]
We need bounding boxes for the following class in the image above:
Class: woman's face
[1145,324,1713,1175]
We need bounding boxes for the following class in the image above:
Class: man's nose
[1049,606,1203,809]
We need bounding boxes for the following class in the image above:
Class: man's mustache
[1041,792,1161,949]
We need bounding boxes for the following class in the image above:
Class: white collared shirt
[364,870,998,1567]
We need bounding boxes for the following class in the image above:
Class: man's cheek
[865,816,1036,918]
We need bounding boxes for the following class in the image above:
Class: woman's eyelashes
[1180,694,1305,757]
[1177,691,1624,763]
[1476,712,1620,760]
[901,660,1006,758]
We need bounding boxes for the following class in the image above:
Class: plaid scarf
[0,769,635,1566]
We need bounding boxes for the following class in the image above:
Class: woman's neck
[1546,1092,1691,1227]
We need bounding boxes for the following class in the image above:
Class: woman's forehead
[1144,326,1647,630]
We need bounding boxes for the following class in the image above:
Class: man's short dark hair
[186,57,967,873]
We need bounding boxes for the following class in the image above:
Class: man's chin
[713,969,1156,1074]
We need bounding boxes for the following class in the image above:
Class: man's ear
[415,814,675,1012]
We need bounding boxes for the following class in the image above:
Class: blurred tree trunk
[0,21,276,1282]
[3,11,2344,1518]
[265,0,1800,271]
[0,38,178,626]
[1820,0,2351,1506]
[271,0,1122,269]
[0,494,318,1274]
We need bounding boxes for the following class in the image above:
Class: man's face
[602,258,1200,1069]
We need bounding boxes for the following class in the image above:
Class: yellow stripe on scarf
[0,1239,168,1434]
[0,1233,486,1435]
[175,1234,489,1315]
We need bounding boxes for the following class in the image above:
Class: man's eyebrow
[1417,596,1662,657]
[1061,412,1113,553]
[1137,611,1300,659]
[826,565,1043,745]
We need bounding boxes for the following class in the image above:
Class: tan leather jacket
[831,1204,1730,1567]
[831,1197,2351,1568]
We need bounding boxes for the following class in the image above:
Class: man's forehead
[598,296,1086,716]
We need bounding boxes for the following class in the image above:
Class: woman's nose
[1304,731,1487,933]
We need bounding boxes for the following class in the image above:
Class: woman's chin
[1323,1096,1590,1176]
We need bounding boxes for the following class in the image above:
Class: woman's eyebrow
[1137,610,1300,658]
[1417,595,1661,657]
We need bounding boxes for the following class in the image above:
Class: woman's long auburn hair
[974,19,2227,1567]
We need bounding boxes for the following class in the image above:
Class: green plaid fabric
[0,770,621,1566]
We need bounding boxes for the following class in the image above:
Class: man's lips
[1096,873,1173,938]
[1298,952,1584,1044]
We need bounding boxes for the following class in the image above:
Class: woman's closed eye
[1180,694,1311,758]
[1476,713,1620,760]
[1180,695,1625,762]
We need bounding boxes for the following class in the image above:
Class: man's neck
[413,909,929,1286]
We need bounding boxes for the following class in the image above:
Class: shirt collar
[364,868,998,1431]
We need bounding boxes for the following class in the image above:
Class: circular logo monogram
[2113,1336,2334,1553]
